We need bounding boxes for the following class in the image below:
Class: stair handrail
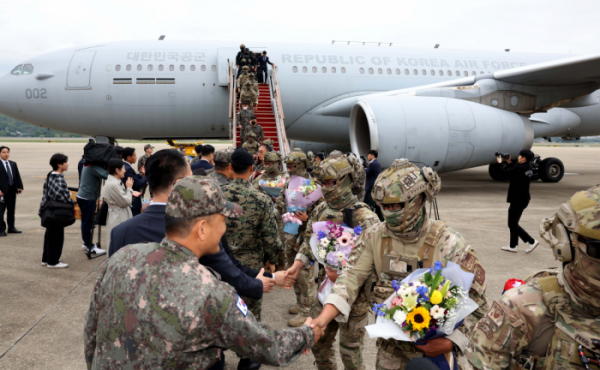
[230,62,238,148]
[269,67,290,156]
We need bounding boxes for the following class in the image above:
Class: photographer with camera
[496,149,539,254]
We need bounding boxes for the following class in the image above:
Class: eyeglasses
[578,235,600,259]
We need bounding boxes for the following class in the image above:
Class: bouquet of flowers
[309,221,362,304]
[366,261,479,369]
[259,178,285,199]
[282,176,322,235]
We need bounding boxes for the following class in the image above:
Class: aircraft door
[217,48,238,86]
[67,50,96,89]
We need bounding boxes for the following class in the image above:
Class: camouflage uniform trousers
[310,302,368,370]
[296,249,317,316]
[283,233,306,305]
[234,251,263,321]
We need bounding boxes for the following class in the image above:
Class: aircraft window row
[113,78,175,85]
[10,64,34,75]
[114,64,217,73]
[290,65,489,77]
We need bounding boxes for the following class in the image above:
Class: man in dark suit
[0,146,23,236]
[190,144,215,174]
[121,147,146,216]
[257,51,275,84]
[364,149,383,220]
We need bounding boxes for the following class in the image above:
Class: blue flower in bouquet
[392,280,400,292]
[302,179,312,186]
[353,226,363,235]
[416,286,429,302]
[429,260,443,275]
[317,231,327,240]
[373,303,386,316]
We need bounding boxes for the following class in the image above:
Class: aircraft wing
[317,53,600,117]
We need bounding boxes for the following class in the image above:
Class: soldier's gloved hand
[256,268,276,293]
[414,338,454,357]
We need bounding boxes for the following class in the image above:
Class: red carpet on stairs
[236,84,280,151]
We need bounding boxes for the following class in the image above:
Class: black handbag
[96,200,108,226]
[40,173,76,228]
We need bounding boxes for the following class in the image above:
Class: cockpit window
[11,65,23,75]
[22,64,34,75]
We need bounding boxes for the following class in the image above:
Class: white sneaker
[91,246,106,255]
[526,240,540,254]
[41,262,47,266]
[501,245,518,253]
[48,262,68,269]
[82,244,89,250]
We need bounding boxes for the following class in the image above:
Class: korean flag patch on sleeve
[236,295,248,317]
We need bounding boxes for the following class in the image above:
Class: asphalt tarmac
[0,143,597,369]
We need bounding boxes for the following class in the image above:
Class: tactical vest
[372,220,447,305]
[517,273,600,370]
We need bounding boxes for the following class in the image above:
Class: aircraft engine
[349,95,534,171]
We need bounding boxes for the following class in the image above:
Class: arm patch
[236,295,248,317]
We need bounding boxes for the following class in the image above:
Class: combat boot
[288,304,299,314]
[287,314,307,327]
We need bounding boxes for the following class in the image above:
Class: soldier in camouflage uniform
[84,176,319,369]
[238,103,252,142]
[242,132,259,155]
[254,151,290,270]
[310,159,489,370]
[247,117,265,143]
[286,152,380,370]
[240,80,257,111]
[222,147,283,323]
[275,150,324,325]
[237,65,250,92]
[468,184,600,370]
[248,72,260,97]
[209,148,234,187]
[348,153,366,201]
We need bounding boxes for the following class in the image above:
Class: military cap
[231,147,255,165]
[250,115,257,120]
[167,177,242,218]
[143,144,154,150]
[214,148,234,164]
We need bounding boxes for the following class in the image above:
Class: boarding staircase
[228,62,290,156]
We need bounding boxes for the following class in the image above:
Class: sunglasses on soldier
[578,235,600,259]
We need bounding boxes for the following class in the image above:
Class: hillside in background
[0,114,82,137]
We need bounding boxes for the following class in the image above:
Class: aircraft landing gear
[488,156,565,183]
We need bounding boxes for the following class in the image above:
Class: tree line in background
[0,114,82,137]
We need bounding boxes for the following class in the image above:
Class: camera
[495,152,510,160]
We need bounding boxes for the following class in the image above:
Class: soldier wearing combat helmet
[286,152,380,369]
[275,149,324,325]
[468,184,600,370]
[311,159,489,369]
[242,132,259,155]
[84,177,321,369]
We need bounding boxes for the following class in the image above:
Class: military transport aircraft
[1,40,599,182]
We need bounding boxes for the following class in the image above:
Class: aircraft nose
[0,74,24,119]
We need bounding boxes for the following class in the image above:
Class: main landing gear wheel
[488,163,509,181]
[539,157,564,183]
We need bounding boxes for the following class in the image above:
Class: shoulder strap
[418,220,447,268]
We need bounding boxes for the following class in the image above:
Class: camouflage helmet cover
[167,177,242,219]
[372,159,441,204]
[263,151,281,163]
[540,184,600,262]
[285,151,307,165]
[242,66,249,71]
[263,138,274,145]
[240,43,245,49]
[313,152,354,183]
[247,131,257,138]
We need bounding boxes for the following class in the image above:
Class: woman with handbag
[40,153,74,269]
[101,159,140,255]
